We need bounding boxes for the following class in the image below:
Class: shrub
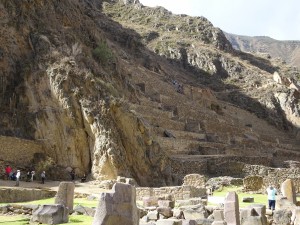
[92,41,114,65]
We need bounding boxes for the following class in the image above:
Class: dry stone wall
[136,186,206,201]
[243,165,300,192]
[0,136,43,166]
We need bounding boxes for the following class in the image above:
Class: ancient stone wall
[0,136,43,166]
[243,165,300,193]
[136,186,206,201]
[0,187,56,203]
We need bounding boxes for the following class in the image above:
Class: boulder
[157,207,173,218]
[31,204,68,224]
[73,205,95,217]
[183,174,206,188]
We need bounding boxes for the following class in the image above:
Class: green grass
[0,215,29,225]
[211,186,268,208]
[0,215,93,225]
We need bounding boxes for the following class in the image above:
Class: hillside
[225,32,300,69]
[1,0,300,186]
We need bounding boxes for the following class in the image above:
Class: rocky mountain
[1,0,300,186]
[225,33,300,69]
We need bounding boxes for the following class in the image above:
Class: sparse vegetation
[92,41,115,65]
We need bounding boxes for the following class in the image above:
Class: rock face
[92,183,139,225]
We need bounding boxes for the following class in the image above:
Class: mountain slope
[1,0,300,186]
[225,33,300,69]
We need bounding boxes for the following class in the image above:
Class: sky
[139,0,300,41]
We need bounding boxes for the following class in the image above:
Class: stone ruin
[30,181,74,224]
[92,182,139,225]
[54,182,75,212]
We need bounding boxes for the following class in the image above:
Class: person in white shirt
[15,170,21,187]
[266,185,277,210]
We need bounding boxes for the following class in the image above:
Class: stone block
[143,196,159,207]
[31,204,68,224]
[157,207,173,218]
[213,210,225,221]
[158,200,175,208]
[281,179,296,204]
[156,219,182,225]
[242,197,254,203]
[243,176,263,191]
[212,222,227,225]
[224,192,240,225]
[73,205,95,217]
[182,220,198,225]
[147,210,159,221]
[92,183,139,225]
[242,216,263,225]
[292,207,300,225]
[180,204,207,220]
[54,182,75,212]
[273,209,292,225]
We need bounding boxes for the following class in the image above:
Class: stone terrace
[126,61,300,184]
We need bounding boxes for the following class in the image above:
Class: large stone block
[281,179,296,204]
[273,209,292,225]
[243,176,263,191]
[54,182,75,212]
[31,204,68,224]
[73,205,95,217]
[224,192,240,225]
[92,182,139,225]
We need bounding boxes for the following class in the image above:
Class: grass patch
[0,215,93,225]
[68,215,93,225]
[211,186,268,208]
[0,215,29,225]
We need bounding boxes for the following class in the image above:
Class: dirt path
[0,179,106,196]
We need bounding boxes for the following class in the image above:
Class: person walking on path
[41,171,46,184]
[267,185,277,210]
[15,170,21,186]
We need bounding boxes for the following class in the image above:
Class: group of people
[5,165,46,186]
[5,165,87,187]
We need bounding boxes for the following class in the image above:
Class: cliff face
[0,0,171,186]
[1,0,300,186]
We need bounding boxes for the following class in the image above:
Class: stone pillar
[281,179,296,204]
[224,192,240,225]
[240,204,266,225]
[54,182,75,212]
[92,182,139,225]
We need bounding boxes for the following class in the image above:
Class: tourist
[81,174,87,183]
[5,165,12,180]
[31,170,35,182]
[15,170,20,186]
[266,185,277,210]
[70,169,75,181]
[41,171,46,184]
[26,171,31,182]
